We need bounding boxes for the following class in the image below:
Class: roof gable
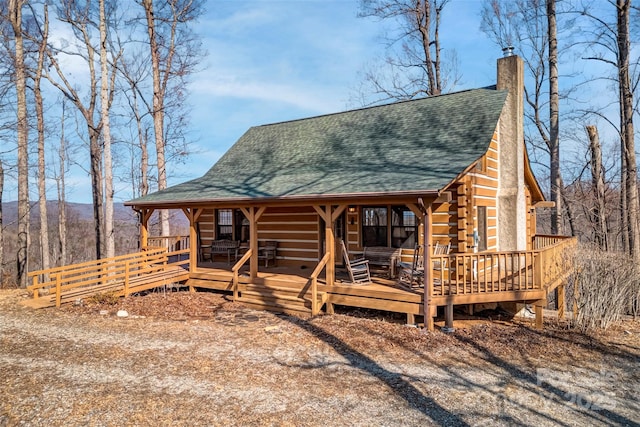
[129,88,508,205]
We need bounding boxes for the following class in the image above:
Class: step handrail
[309,252,330,316]
[231,249,253,301]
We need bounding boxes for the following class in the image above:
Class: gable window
[362,207,387,247]
[477,206,488,251]
[391,207,417,248]
[216,209,233,240]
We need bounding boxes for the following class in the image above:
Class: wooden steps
[186,277,234,291]
[236,283,326,315]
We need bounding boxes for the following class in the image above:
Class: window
[362,207,387,247]
[391,207,417,248]
[475,155,487,173]
[477,206,487,251]
[216,209,233,240]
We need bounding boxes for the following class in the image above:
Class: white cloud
[191,75,342,114]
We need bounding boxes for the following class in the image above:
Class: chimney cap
[502,46,515,57]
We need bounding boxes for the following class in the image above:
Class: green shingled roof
[128,87,508,206]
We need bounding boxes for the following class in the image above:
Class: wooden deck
[23,235,576,329]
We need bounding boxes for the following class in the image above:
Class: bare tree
[55,100,68,267]
[616,0,639,261]
[139,0,203,236]
[547,0,562,235]
[29,2,50,274]
[586,125,609,249]
[118,49,151,199]
[8,0,29,287]
[45,1,105,259]
[357,0,459,103]
[580,0,639,259]
[99,0,117,258]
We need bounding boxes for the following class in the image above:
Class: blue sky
[164,0,499,201]
[3,0,503,204]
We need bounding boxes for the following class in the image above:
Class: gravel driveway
[1,290,638,426]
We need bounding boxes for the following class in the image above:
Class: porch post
[313,204,346,287]
[326,207,335,287]
[182,208,202,273]
[139,208,153,249]
[242,206,266,280]
[422,199,435,331]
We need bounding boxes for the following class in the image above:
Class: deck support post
[534,300,544,329]
[557,283,565,319]
[326,301,334,314]
[407,313,415,325]
[444,302,454,331]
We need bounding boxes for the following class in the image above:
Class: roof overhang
[125,189,442,211]
[523,149,546,202]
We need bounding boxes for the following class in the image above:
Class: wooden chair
[397,245,424,288]
[259,241,278,267]
[398,242,451,288]
[340,240,371,284]
[433,242,451,270]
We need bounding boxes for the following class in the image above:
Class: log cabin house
[124,55,576,330]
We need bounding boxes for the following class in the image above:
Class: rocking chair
[340,240,371,284]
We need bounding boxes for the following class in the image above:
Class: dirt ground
[0,288,638,427]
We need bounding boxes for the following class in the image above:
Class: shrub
[570,247,639,332]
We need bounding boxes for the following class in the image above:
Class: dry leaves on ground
[1,289,639,426]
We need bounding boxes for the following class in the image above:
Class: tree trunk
[617,0,639,261]
[58,103,67,267]
[9,0,29,288]
[142,0,170,237]
[89,127,105,259]
[547,0,562,235]
[100,0,115,259]
[35,4,50,274]
[586,125,609,250]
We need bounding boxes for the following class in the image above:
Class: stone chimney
[496,54,527,251]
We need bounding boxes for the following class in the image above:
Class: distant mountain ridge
[2,201,190,232]
[1,201,138,224]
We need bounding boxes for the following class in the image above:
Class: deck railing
[430,236,577,297]
[309,252,330,315]
[533,234,572,250]
[146,235,190,252]
[231,249,253,301]
[27,247,190,307]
